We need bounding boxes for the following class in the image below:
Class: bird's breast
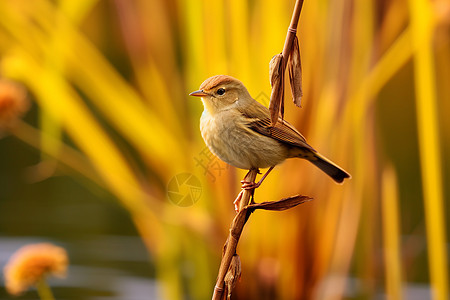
[200,110,288,169]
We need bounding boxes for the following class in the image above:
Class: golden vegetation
[0,0,448,299]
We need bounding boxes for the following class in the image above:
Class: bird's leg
[233,168,259,211]
[241,166,274,190]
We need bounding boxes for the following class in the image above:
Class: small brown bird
[190,75,350,190]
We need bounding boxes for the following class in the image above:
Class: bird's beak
[189,89,208,97]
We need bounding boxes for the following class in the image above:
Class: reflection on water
[0,236,160,300]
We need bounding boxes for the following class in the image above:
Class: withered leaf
[269,54,281,87]
[225,254,241,299]
[288,35,303,107]
[247,195,312,211]
[268,54,284,125]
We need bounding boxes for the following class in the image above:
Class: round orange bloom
[3,243,68,296]
[0,79,29,130]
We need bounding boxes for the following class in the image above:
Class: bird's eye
[217,88,225,95]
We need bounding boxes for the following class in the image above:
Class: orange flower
[3,243,68,296]
[0,79,29,130]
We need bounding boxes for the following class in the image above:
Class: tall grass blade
[382,166,403,300]
[408,1,449,299]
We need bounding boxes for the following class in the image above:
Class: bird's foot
[233,190,244,213]
[240,180,261,190]
[241,166,274,191]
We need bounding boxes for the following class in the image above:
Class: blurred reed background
[0,0,449,299]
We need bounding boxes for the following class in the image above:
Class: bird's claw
[240,180,261,190]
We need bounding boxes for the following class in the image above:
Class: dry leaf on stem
[288,35,303,107]
[269,54,285,125]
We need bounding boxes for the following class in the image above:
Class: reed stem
[212,1,306,298]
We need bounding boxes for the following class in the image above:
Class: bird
[190,75,350,193]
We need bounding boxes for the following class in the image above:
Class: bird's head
[189,75,252,114]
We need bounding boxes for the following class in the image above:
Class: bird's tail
[308,152,351,184]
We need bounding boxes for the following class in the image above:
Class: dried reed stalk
[212,169,311,300]
[269,0,304,124]
[212,169,257,300]
[212,2,307,298]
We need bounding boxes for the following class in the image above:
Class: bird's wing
[239,102,315,151]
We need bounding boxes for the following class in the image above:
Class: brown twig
[212,170,312,299]
[269,0,304,124]
[212,1,306,299]
[281,0,304,70]
[212,169,257,300]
